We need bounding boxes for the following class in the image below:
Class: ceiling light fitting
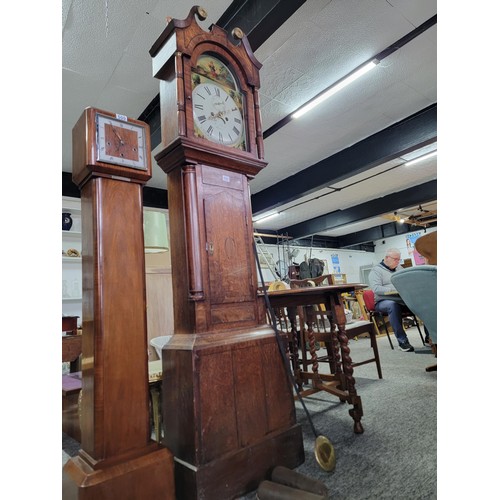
[253,212,280,224]
[291,60,379,119]
[143,211,169,253]
[405,150,437,167]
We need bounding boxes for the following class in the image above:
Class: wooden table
[62,334,82,373]
[62,362,164,444]
[267,283,367,433]
[148,360,163,443]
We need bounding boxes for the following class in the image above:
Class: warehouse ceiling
[62,0,437,249]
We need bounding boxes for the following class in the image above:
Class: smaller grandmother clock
[150,6,304,500]
[63,107,174,499]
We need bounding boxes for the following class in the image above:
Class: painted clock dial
[191,54,246,150]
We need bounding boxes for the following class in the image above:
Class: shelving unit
[62,196,82,324]
[61,197,175,357]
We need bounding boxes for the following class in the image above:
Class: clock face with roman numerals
[192,83,244,147]
[191,54,246,150]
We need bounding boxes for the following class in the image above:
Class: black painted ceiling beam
[62,171,169,209]
[335,220,437,249]
[280,179,437,241]
[217,0,306,50]
[251,104,437,215]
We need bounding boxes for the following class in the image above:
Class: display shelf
[63,197,83,321]
[63,256,82,262]
[62,196,82,214]
[62,230,82,238]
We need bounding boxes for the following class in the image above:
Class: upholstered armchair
[391,265,437,370]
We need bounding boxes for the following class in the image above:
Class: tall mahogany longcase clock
[150,6,304,500]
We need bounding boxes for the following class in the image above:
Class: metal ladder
[253,234,280,281]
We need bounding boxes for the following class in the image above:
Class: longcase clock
[63,107,174,499]
[149,7,304,500]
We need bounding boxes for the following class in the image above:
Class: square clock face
[96,113,147,170]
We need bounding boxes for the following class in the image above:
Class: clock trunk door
[203,182,253,306]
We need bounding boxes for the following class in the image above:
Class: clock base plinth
[62,445,175,500]
[161,326,305,500]
[174,424,304,500]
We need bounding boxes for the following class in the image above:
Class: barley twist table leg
[305,306,319,377]
[337,322,364,433]
[287,306,303,391]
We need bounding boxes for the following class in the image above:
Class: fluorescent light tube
[292,60,379,119]
[405,150,437,167]
[253,212,279,224]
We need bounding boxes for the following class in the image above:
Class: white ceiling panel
[62,0,437,246]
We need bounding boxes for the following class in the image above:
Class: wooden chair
[342,321,382,378]
[415,231,437,265]
[289,275,333,288]
[289,275,334,374]
[362,289,426,349]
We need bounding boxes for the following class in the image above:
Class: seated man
[369,248,429,352]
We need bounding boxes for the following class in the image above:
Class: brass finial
[196,6,208,21]
[232,27,245,40]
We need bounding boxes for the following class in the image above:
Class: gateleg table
[267,283,368,434]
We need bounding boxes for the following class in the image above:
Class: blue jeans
[375,299,409,345]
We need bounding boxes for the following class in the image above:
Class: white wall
[371,227,437,265]
[256,243,374,284]
[256,226,437,284]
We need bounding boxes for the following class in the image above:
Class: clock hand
[111,126,125,145]
[208,111,224,124]
[214,110,226,124]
